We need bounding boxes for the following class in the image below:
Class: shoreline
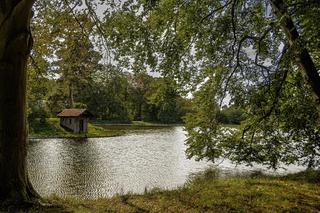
[28,134,123,140]
[29,118,182,140]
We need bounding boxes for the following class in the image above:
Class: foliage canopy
[103,0,320,169]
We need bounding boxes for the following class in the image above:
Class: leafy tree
[27,8,58,122]
[82,65,131,122]
[27,1,61,120]
[184,74,229,162]
[27,67,50,123]
[218,106,245,125]
[104,0,320,168]
[52,11,102,108]
[145,77,182,123]
[126,71,153,121]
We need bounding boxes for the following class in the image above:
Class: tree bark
[270,0,320,106]
[0,0,40,206]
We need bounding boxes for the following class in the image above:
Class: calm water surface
[27,126,303,198]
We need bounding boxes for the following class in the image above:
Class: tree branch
[64,0,90,38]
[200,1,232,23]
[242,45,288,138]
[83,0,111,59]
[219,35,255,106]
[270,0,320,108]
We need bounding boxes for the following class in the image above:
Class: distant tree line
[28,66,192,124]
[26,5,193,125]
[27,3,245,127]
[217,107,245,125]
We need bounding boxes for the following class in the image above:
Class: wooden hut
[57,109,93,133]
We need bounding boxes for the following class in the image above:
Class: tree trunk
[69,83,75,108]
[270,0,320,106]
[0,0,40,206]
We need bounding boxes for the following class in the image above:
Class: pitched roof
[57,109,93,117]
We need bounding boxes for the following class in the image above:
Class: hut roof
[57,109,93,118]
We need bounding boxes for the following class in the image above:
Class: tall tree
[81,65,131,122]
[127,71,153,121]
[145,77,181,123]
[54,11,102,108]
[0,0,40,205]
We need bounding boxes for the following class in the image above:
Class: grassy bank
[25,169,320,212]
[29,118,180,139]
[93,120,183,127]
[131,121,182,126]
[29,118,124,138]
[91,120,182,132]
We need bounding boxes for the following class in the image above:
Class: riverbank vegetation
[22,169,320,212]
[29,118,124,138]
[28,118,183,138]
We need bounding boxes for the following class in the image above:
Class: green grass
[91,120,181,132]
[29,118,124,139]
[131,121,181,126]
[29,118,182,139]
[23,168,320,213]
[29,119,240,139]
[94,120,182,126]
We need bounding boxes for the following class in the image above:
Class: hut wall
[60,117,75,132]
[60,117,89,133]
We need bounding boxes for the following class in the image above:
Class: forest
[27,3,244,126]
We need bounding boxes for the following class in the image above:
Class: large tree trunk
[270,0,320,106]
[0,0,39,206]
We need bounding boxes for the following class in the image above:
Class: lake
[27,126,303,199]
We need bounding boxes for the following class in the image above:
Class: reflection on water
[28,127,212,198]
[27,126,304,199]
